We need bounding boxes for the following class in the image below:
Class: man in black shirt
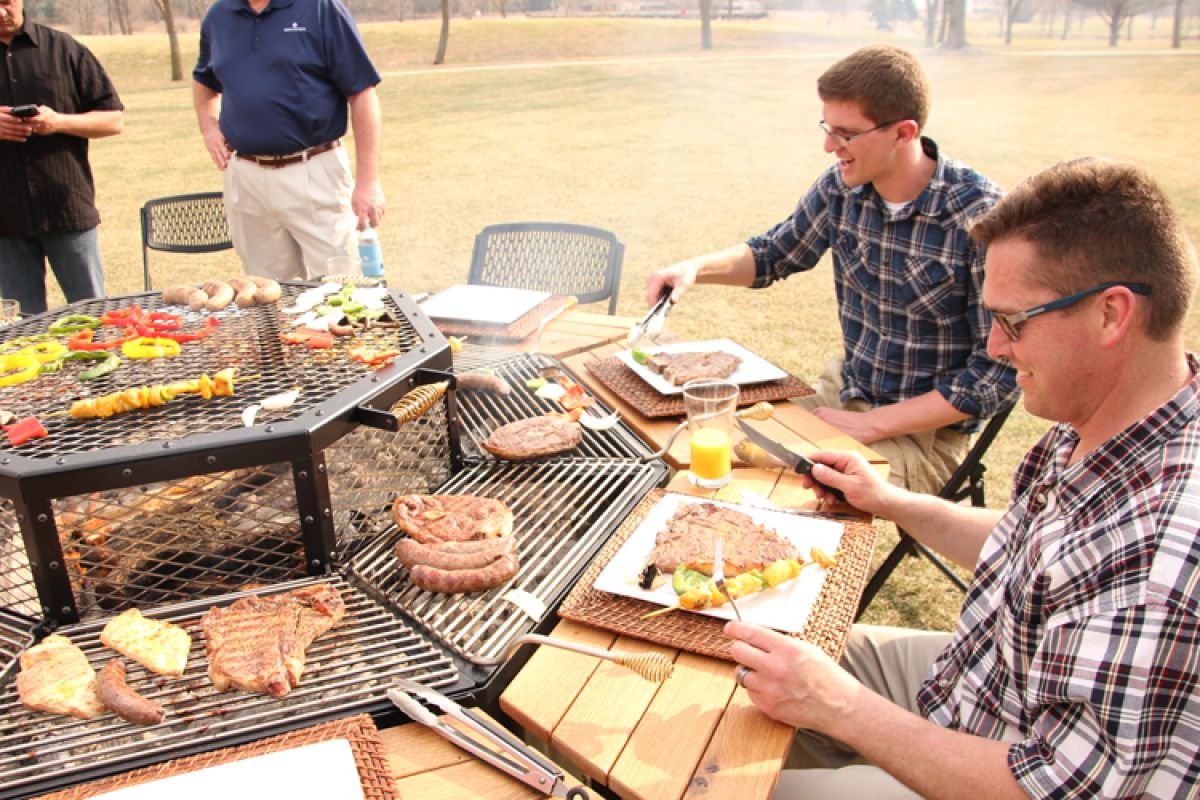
[0,0,123,315]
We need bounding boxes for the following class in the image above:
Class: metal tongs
[388,679,590,799]
[625,287,673,347]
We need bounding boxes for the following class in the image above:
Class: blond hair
[817,44,931,130]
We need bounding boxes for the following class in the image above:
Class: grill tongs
[387,680,590,799]
[625,286,673,346]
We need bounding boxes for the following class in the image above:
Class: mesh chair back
[855,402,1016,619]
[468,222,624,314]
[140,192,233,291]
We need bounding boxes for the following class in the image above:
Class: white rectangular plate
[615,338,789,395]
[420,284,551,325]
[592,494,843,633]
[93,739,365,800]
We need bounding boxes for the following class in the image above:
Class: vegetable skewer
[62,368,238,419]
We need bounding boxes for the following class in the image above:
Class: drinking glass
[0,299,19,328]
[325,255,362,280]
[683,378,739,489]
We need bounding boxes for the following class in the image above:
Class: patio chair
[140,192,232,291]
[855,402,1015,619]
[468,222,625,315]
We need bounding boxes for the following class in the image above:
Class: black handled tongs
[626,287,673,347]
[387,680,590,799]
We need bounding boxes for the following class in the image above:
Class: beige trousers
[223,145,357,281]
[792,358,970,496]
[773,625,953,799]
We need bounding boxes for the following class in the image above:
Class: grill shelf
[0,576,458,800]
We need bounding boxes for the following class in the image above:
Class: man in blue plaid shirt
[647,44,1018,495]
[726,158,1200,799]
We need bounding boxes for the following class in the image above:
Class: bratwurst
[97,659,165,726]
[394,536,515,571]
[409,554,520,593]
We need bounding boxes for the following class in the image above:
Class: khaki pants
[793,359,970,497]
[773,625,952,799]
[223,145,358,281]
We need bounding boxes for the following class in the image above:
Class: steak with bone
[649,502,798,575]
[645,351,742,386]
[482,415,581,460]
[201,583,345,697]
[392,494,513,544]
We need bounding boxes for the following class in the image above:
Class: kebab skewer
[65,368,238,420]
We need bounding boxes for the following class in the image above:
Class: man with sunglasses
[646,44,1017,495]
[726,158,1200,799]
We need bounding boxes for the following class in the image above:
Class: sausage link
[436,538,516,556]
[456,372,511,395]
[409,554,520,593]
[97,659,165,725]
[394,537,513,570]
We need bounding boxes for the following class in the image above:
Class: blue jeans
[0,228,106,315]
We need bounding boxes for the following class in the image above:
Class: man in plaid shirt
[725,158,1200,799]
[646,44,1018,495]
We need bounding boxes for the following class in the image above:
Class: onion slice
[580,410,620,431]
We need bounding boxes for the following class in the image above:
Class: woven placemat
[431,294,576,341]
[585,357,814,418]
[43,714,397,800]
[558,490,877,662]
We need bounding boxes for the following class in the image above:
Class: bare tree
[1002,0,1024,42]
[1077,0,1150,44]
[944,0,967,46]
[150,0,184,80]
[1171,0,1183,45]
[434,0,449,63]
[923,0,941,45]
[699,0,712,48]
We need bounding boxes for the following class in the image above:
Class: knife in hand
[735,419,846,503]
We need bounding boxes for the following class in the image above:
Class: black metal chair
[468,222,625,315]
[855,402,1015,619]
[140,192,233,291]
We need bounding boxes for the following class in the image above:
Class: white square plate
[615,339,789,395]
[591,493,843,633]
[419,284,551,325]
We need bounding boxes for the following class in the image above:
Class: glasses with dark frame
[990,281,1152,342]
[818,119,904,148]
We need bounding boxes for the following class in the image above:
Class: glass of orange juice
[682,378,739,489]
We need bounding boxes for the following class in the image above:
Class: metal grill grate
[0,286,427,459]
[0,610,32,686]
[0,576,458,800]
[349,459,666,663]
[455,354,652,461]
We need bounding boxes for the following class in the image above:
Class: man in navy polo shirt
[192,0,384,280]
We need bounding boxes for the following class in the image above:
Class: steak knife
[735,419,846,503]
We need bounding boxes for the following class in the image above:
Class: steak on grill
[649,502,798,575]
[645,351,742,385]
[482,415,582,460]
[391,494,514,544]
[201,583,345,698]
[16,635,105,719]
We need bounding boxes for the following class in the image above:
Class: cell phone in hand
[10,104,37,118]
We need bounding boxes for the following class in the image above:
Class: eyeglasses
[990,281,1151,341]
[818,119,903,148]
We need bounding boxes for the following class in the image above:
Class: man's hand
[646,259,700,308]
[352,178,385,230]
[805,448,901,517]
[725,621,862,734]
[201,126,232,170]
[0,107,33,142]
[811,405,886,444]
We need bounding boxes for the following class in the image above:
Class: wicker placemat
[558,490,877,662]
[586,357,814,418]
[43,714,397,800]
[431,294,576,341]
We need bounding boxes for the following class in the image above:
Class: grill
[0,293,667,797]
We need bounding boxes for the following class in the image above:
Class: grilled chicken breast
[100,609,192,677]
[16,635,105,720]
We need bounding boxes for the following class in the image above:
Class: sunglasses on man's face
[990,281,1152,341]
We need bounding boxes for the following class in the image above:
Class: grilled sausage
[202,281,235,311]
[248,276,282,304]
[456,372,511,395]
[394,536,514,570]
[97,659,165,725]
[409,553,520,594]
[436,538,518,555]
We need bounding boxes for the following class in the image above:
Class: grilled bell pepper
[47,314,101,335]
[3,416,47,447]
[142,311,182,332]
[0,352,41,386]
[68,325,138,351]
[141,316,219,343]
[122,337,182,359]
[64,350,121,381]
[348,346,398,366]
[100,304,144,326]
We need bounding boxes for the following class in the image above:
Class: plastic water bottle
[358,227,385,281]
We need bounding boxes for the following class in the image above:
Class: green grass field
[61,13,1200,629]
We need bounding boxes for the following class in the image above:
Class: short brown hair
[817,44,931,130]
[970,157,1197,340]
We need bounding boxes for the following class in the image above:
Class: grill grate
[349,459,666,662]
[0,576,457,800]
[0,611,32,687]
[455,353,652,461]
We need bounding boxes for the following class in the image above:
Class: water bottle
[358,227,385,281]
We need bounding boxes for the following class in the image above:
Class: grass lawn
[64,13,1200,630]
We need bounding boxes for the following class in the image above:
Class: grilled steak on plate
[482,415,582,460]
[649,502,798,575]
[391,494,514,543]
[201,583,345,698]
[645,351,742,386]
[16,635,105,719]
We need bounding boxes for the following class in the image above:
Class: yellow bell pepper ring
[122,337,182,359]
[19,340,68,363]
[0,352,42,386]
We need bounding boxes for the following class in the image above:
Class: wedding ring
[734,664,751,688]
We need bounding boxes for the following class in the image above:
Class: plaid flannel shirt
[746,138,1017,432]
[918,354,1200,798]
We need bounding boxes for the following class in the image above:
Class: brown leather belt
[236,139,340,168]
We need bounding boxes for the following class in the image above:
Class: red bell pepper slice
[281,327,335,349]
[4,416,48,447]
[559,382,596,411]
[152,316,220,343]
[101,304,145,326]
[68,324,139,351]
[349,346,399,366]
[143,311,183,332]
